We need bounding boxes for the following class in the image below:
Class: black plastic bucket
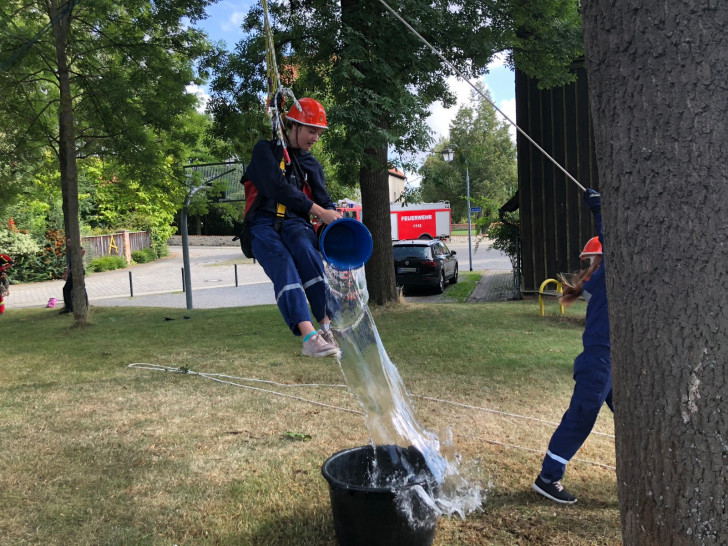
[321,444,439,546]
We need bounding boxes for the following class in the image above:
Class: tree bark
[582,2,727,544]
[360,146,397,305]
[49,0,88,324]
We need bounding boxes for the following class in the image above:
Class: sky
[187,1,517,181]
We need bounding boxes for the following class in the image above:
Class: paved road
[8,237,512,310]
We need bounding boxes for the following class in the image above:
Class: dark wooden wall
[515,63,601,292]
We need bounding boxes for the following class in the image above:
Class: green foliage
[131,248,157,264]
[396,185,423,206]
[505,0,584,89]
[420,86,517,221]
[0,0,220,298]
[86,255,128,273]
[487,212,521,270]
[0,228,40,256]
[0,227,66,283]
[2,151,65,239]
[206,0,583,171]
[203,0,582,304]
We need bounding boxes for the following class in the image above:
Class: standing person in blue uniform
[244,97,343,357]
[60,237,88,315]
[532,188,612,504]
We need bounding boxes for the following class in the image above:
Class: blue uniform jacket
[244,139,336,220]
[582,263,609,348]
[582,211,609,348]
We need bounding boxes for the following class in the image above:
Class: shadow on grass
[244,511,338,546]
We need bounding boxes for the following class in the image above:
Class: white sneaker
[319,328,338,348]
[302,332,339,357]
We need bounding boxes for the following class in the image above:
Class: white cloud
[499,97,517,142]
[426,75,477,141]
[426,77,519,142]
[221,11,246,34]
[487,51,509,70]
[186,84,210,113]
[405,71,516,186]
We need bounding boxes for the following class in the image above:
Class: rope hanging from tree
[261,0,300,166]
[375,0,586,192]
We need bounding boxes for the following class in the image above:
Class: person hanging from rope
[0,253,13,315]
[532,188,612,504]
[243,97,343,357]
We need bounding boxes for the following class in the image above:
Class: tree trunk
[360,146,397,305]
[582,2,727,544]
[49,0,88,324]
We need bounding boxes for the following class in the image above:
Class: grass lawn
[0,299,619,545]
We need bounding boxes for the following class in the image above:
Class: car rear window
[393,245,431,260]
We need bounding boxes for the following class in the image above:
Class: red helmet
[286,98,328,129]
[579,237,602,259]
[0,253,12,272]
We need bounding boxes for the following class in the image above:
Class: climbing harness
[375,0,586,192]
[262,0,299,167]
[261,0,307,227]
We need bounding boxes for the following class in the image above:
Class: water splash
[326,265,484,520]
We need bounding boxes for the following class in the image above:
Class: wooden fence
[82,231,151,263]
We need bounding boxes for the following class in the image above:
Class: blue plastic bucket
[320,218,373,270]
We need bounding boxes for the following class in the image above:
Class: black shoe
[59,308,73,314]
[532,476,577,504]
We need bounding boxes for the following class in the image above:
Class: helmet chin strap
[287,124,299,148]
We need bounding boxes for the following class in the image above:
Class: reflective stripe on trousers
[541,346,613,482]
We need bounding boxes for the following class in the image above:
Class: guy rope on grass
[128,363,362,415]
[128,363,615,471]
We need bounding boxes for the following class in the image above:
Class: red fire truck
[326,201,452,240]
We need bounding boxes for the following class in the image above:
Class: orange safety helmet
[286,98,328,129]
[579,237,602,259]
[0,253,12,272]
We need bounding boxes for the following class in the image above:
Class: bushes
[131,247,156,263]
[86,255,128,273]
[0,227,66,283]
[486,213,520,270]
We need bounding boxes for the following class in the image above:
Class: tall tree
[0,0,213,323]
[208,0,583,304]
[420,87,517,222]
[582,2,727,543]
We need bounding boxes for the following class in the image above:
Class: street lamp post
[464,162,472,271]
[442,146,473,271]
[180,183,211,310]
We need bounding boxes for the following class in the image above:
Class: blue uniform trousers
[249,214,331,336]
[541,345,613,482]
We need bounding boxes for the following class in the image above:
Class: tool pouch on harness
[233,175,261,259]
[232,221,255,259]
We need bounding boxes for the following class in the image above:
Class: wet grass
[0,300,619,545]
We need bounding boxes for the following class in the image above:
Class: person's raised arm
[584,189,603,243]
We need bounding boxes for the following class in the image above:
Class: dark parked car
[393,239,458,294]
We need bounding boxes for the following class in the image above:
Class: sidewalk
[467,270,519,302]
[8,246,275,310]
[7,246,514,310]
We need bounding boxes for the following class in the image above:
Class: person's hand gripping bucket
[320,218,373,270]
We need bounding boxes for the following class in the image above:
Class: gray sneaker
[302,332,339,357]
[319,329,338,348]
